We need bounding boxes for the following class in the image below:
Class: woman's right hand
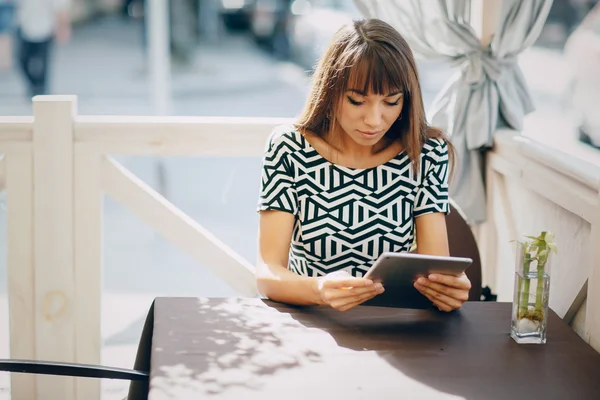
[315,271,384,311]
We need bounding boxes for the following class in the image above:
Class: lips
[359,130,380,136]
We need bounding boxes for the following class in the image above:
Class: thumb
[328,270,352,278]
[319,270,355,289]
[327,270,353,285]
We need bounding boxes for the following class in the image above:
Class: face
[335,88,404,148]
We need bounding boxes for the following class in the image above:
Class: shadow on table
[130,297,478,399]
[285,302,600,400]
[289,304,479,399]
[132,298,326,398]
[129,298,598,400]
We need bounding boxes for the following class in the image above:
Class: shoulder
[422,137,448,155]
[415,137,450,181]
[421,137,449,164]
[264,124,304,155]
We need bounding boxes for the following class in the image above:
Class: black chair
[446,200,483,301]
[409,199,485,301]
[0,360,148,400]
[0,301,154,399]
[0,359,148,381]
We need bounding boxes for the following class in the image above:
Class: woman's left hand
[413,272,471,312]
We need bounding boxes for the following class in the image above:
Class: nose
[363,103,382,128]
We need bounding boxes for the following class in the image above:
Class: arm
[414,212,450,257]
[256,210,382,309]
[256,209,322,306]
[413,212,471,312]
[256,128,381,310]
[411,138,470,311]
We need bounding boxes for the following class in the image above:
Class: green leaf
[519,231,559,259]
[539,249,548,257]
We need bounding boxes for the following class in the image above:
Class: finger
[324,284,380,302]
[322,277,374,289]
[334,289,381,312]
[419,290,454,312]
[415,277,469,302]
[422,292,454,312]
[414,281,463,309]
[427,273,472,290]
[330,285,383,310]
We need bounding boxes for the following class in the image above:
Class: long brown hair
[295,18,455,175]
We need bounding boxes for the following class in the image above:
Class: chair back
[446,200,483,301]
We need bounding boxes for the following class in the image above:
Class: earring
[397,114,403,120]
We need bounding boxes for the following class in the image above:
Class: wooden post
[470,0,502,47]
[480,162,498,292]
[6,148,35,400]
[32,96,77,400]
[74,150,103,400]
[470,0,502,292]
[586,191,600,352]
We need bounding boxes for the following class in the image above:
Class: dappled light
[148,298,469,399]
[149,298,323,397]
[1,1,600,399]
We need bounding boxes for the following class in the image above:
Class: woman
[256,18,471,312]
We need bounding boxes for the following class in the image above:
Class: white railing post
[31,95,78,400]
[6,146,35,400]
[74,148,103,400]
[587,190,600,352]
[470,0,502,48]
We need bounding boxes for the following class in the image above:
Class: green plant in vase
[511,231,557,342]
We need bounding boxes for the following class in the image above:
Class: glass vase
[510,241,552,344]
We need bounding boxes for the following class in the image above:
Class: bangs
[344,46,407,96]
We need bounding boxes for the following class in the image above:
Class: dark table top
[131,298,600,400]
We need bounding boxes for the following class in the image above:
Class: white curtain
[353,0,553,224]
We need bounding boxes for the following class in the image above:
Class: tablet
[361,252,473,309]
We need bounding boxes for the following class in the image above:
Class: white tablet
[361,252,473,309]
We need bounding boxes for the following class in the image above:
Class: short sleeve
[414,138,450,217]
[257,131,298,215]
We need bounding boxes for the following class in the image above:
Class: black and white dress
[257,125,449,277]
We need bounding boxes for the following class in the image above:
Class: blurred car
[287,0,362,70]
[564,2,600,148]
[220,0,256,30]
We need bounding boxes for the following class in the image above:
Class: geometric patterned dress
[257,125,449,278]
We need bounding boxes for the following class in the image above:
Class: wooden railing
[478,129,600,351]
[0,96,290,400]
[0,96,599,399]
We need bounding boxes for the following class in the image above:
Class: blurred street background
[1,0,600,398]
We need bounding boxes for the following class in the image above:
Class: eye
[385,96,403,106]
[347,96,363,106]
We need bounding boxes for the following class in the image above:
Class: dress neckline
[296,127,406,171]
